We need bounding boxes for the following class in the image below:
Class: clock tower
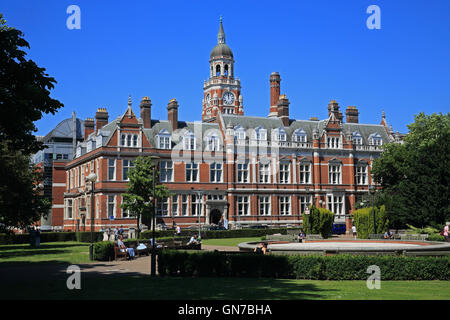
[203,17,243,122]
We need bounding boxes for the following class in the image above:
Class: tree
[372,112,450,229]
[0,142,51,230]
[0,14,63,229]
[302,206,334,238]
[121,157,171,236]
[0,14,63,154]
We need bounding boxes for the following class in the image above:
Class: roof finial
[218,16,225,44]
[127,95,132,115]
[382,109,385,119]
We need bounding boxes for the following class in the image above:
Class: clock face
[206,93,211,106]
[223,92,235,105]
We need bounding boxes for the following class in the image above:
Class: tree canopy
[121,157,171,231]
[0,14,63,229]
[372,112,450,228]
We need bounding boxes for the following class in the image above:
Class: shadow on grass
[0,243,89,251]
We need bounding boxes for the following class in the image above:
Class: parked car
[332,223,346,234]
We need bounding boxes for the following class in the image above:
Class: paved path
[0,245,240,284]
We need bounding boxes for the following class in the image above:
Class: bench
[114,243,128,261]
[306,234,323,240]
[265,234,296,242]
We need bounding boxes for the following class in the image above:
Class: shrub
[353,205,389,238]
[302,206,334,238]
[75,232,103,243]
[157,251,450,280]
[93,241,115,261]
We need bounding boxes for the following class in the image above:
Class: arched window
[216,65,221,76]
[133,134,138,147]
[224,65,229,76]
[272,127,287,142]
[369,132,383,146]
[352,131,363,145]
[127,134,132,147]
[253,126,267,141]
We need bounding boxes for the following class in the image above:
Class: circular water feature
[238,239,450,256]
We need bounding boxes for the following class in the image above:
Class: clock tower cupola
[203,17,243,121]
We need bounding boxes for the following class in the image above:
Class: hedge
[139,228,297,240]
[0,232,103,245]
[158,251,450,280]
[302,206,334,238]
[353,205,389,239]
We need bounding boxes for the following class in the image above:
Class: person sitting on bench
[117,235,135,260]
[187,234,200,246]
[149,237,162,249]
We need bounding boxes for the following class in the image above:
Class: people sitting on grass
[253,242,268,255]
[187,234,200,246]
[117,235,135,260]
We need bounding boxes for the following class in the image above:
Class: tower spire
[217,16,225,44]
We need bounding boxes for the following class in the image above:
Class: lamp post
[193,190,203,239]
[86,173,97,261]
[150,155,160,277]
[369,185,376,234]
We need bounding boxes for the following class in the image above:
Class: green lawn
[2,276,449,300]
[201,237,262,247]
[0,242,91,265]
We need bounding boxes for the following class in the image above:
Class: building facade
[61,19,403,231]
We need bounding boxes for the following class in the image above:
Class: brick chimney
[140,96,152,129]
[328,100,343,123]
[167,98,179,132]
[95,108,108,133]
[269,72,281,117]
[277,94,290,127]
[346,106,359,123]
[84,118,95,140]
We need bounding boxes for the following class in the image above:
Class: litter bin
[30,230,36,247]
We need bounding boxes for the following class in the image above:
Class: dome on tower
[210,17,233,59]
[210,43,233,59]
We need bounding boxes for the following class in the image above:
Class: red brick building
[61,19,403,231]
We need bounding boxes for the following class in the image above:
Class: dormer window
[205,132,221,151]
[369,132,383,146]
[121,133,139,147]
[254,126,267,141]
[293,128,307,143]
[183,131,196,150]
[157,129,171,150]
[327,136,340,149]
[272,127,287,142]
[352,131,363,145]
[234,125,246,141]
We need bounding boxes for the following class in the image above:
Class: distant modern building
[60,18,404,232]
[32,113,84,230]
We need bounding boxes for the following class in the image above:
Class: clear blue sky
[2,0,450,135]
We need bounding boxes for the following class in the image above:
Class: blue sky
[2,0,450,135]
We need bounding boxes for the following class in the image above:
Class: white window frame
[236,196,250,216]
[279,196,291,215]
[299,162,311,184]
[299,195,312,215]
[183,132,196,151]
[328,163,342,184]
[122,159,134,181]
[160,160,173,182]
[356,164,368,185]
[327,194,344,218]
[237,162,249,183]
[107,195,116,218]
[210,162,223,183]
[185,162,199,182]
[171,195,179,216]
[259,196,271,216]
[259,162,271,183]
[279,162,290,184]
[108,159,116,181]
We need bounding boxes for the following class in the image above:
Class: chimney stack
[269,72,281,117]
[328,100,343,123]
[277,94,290,127]
[140,97,152,129]
[345,106,359,123]
[84,118,95,140]
[95,108,109,133]
[167,98,179,132]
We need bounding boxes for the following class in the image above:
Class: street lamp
[193,190,203,239]
[150,155,160,277]
[369,185,376,234]
[86,173,97,261]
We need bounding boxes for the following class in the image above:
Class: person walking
[444,223,450,242]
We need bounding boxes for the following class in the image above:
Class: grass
[201,237,262,247]
[0,241,91,265]
[1,276,449,300]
